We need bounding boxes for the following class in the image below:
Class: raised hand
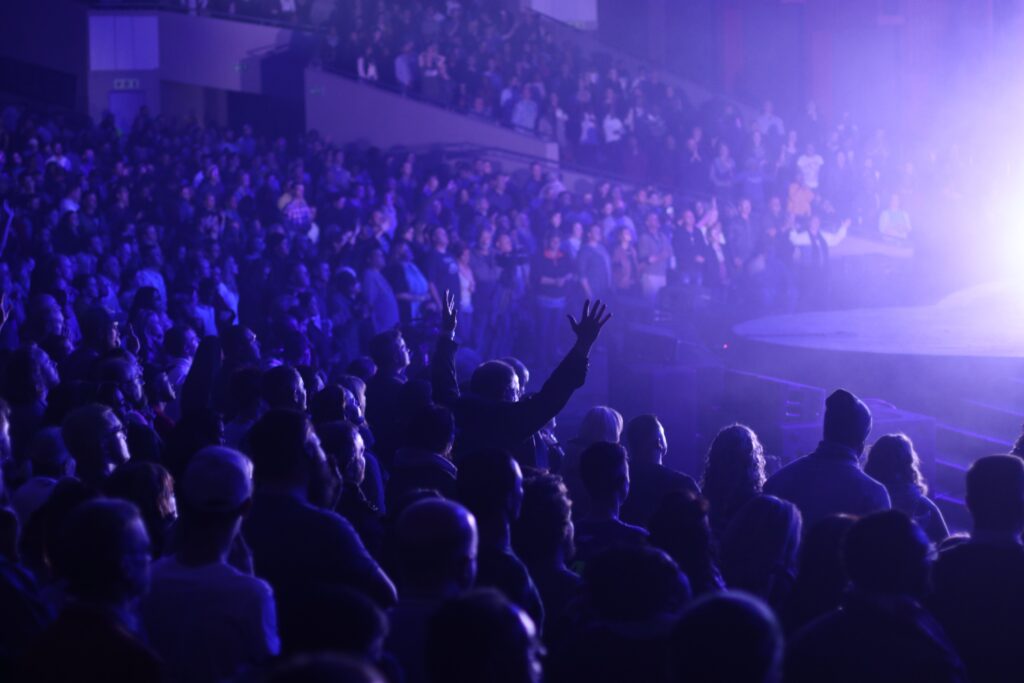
[567,299,612,351]
[123,323,141,356]
[441,288,458,336]
[0,292,10,334]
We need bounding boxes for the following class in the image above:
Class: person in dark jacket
[786,510,966,683]
[387,403,458,508]
[20,499,163,683]
[456,448,544,632]
[764,389,890,526]
[930,455,1024,683]
[431,291,611,469]
[620,414,699,528]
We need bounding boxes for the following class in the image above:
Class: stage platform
[735,280,1024,358]
[730,280,1024,530]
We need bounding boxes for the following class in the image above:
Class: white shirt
[603,114,625,143]
[797,153,825,189]
[142,557,280,683]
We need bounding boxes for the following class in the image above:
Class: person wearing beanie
[763,389,890,526]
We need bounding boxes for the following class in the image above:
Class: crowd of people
[0,98,1021,683]
[6,233,1024,683]
[164,0,930,253]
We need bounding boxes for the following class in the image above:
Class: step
[956,399,1024,445]
[933,456,969,499]
[934,424,1012,468]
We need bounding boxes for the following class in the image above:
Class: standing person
[532,232,573,371]
[930,455,1024,683]
[488,232,528,360]
[786,512,966,683]
[610,226,639,297]
[636,212,672,303]
[454,244,476,347]
[864,434,948,543]
[424,227,459,314]
[620,414,699,528]
[573,442,649,566]
[577,223,612,303]
[387,499,478,683]
[243,410,397,628]
[764,389,890,527]
[700,424,767,540]
[361,248,400,335]
[141,447,280,683]
[385,241,430,324]
[470,228,501,353]
[673,209,709,287]
[21,500,162,682]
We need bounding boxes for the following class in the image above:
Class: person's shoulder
[765,454,811,487]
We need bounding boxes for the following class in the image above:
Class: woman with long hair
[700,424,766,540]
[864,433,948,543]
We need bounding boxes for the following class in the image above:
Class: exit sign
[113,77,141,90]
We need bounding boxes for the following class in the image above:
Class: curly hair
[700,424,766,535]
[864,433,927,496]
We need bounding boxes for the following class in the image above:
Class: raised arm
[824,219,851,247]
[430,289,461,407]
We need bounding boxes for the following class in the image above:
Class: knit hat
[823,389,872,448]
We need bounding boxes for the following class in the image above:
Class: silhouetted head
[3,344,60,405]
[470,361,519,402]
[405,403,455,457]
[625,414,667,464]
[62,403,130,488]
[221,325,261,365]
[513,473,575,567]
[397,498,478,597]
[577,406,624,445]
[262,365,307,412]
[499,357,530,397]
[246,409,326,492]
[457,449,523,524]
[865,433,926,496]
[52,498,150,605]
[669,591,783,683]
[368,330,410,373]
[80,305,120,352]
[105,461,176,549]
[317,421,365,487]
[426,589,542,683]
[966,454,1024,534]
[580,441,630,508]
[310,384,353,425]
[843,510,930,598]
[584,545,691,622]
[648,491,718,593]
[822,389,872,453]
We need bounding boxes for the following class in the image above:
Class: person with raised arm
[431,290,611,468]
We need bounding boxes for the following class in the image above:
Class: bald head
[397,498,478,597]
